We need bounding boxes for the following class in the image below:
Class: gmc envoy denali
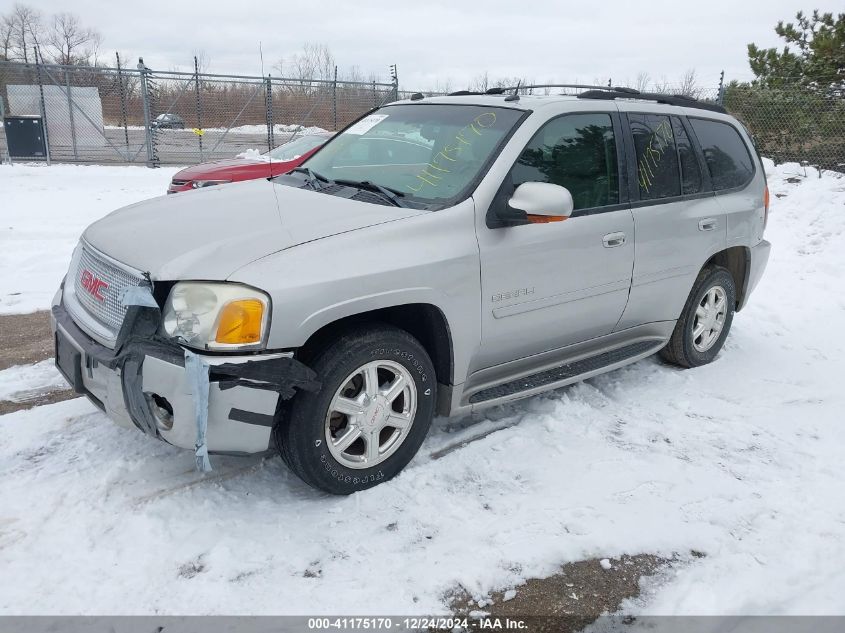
[52,85,771,494]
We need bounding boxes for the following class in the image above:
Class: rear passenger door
[615,110,726,330]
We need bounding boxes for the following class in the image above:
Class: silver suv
[52,86,771,494]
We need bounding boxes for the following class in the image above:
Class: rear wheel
[660,266,736,368]
[276,325,436,494]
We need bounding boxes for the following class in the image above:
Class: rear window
[689,118,754,191]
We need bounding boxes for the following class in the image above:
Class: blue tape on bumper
[185,349,212,472]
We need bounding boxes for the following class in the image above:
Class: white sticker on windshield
[344,114,389,135]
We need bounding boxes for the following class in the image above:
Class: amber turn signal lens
[215,299,264,345]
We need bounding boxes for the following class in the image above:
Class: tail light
[763,185,770,231]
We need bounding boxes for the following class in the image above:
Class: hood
[173,158,281,181]
[83,179,424,280]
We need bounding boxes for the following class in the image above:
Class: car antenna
[259,41,273,170]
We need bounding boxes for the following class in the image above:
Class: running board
[468,340,660,405]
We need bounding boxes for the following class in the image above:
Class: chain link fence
[0,59,399,166]
[722,79,845,172]
[1,59,843,172]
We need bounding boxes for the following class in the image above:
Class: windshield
[301,104,524,205]
[268,135,328,161]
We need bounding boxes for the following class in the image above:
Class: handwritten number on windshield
[407,112,498,193]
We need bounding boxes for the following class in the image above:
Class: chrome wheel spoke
[334,396,364,417]
[387,411,412,429]
[365,431,380,462]
[363,365,380,398]
[382,374,406,403]
[695,305,707,319]
[693,321,707,339]
[333,425,362,452]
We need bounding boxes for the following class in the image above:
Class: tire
[660,266,736,368]
[275,324,437,494]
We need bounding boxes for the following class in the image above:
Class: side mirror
[507,182,574,222]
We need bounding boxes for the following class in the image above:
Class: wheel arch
[702,246,751,311]
[297,303,455,386]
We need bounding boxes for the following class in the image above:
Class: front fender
[228,199,481,385]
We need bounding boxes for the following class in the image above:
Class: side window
[512,113,619,210]
[688,118,754,191]
[672,117,702,195]
[629,113,680,200]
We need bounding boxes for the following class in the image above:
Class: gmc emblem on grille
[80,269,109,301]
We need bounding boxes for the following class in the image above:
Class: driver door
[474,111,635,371]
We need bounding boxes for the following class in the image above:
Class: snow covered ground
[0,161,844,616]
[0,164,179,314]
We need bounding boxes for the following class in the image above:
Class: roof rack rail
[492,84,640,95]
[578,89,727,113]
[447,84,640,97]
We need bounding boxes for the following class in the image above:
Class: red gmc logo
[80,269,109,301]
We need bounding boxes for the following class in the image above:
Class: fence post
[390,64,398,102]
[64,69,78,160]
[194,55,204,161]
[372,80,377,108]
[265,75,274,152]
[34,48,51,165]
[332,65,338,131]
[717,70,725,106]
[137,57,156,167]
[116,52,130,158]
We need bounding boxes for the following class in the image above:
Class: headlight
[191,179,231,189]
[161,282,270,350]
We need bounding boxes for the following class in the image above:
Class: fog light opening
[146,393,174,431]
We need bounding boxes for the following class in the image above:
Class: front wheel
[276,325,436,494]
[660,266,736,368]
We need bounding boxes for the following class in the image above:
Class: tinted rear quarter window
[689,118,754,191]
[672,117,702,195]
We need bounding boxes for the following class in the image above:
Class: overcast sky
[16,0,843,90]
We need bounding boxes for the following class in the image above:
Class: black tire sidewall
[282,327,436,494]
[680,268,736,366]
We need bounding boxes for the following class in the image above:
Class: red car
[167,132,334,194]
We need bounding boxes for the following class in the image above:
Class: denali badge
[80,269,109,301]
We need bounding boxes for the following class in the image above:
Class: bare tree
[677,68,701,98]
[6,3,42,63]
[651,75,671,93]
[276,43,335,94]
[469,71,489,93]
[1,14,14,60]
[45,12,100,65]
[192,49,210,74]
[634,72,651,92]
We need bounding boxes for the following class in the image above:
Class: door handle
[602,232,626,248]
[698,218,718,231]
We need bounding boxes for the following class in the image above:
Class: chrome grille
[72,244,145,332]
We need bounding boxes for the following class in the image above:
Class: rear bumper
[739,239,771,310]
[51,296,318,455]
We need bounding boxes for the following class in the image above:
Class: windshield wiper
[334,179,410,208]
[289,167,332,190]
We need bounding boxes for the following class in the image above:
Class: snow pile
[0,163,179,314]
[0,162,843,616]
[0,360,66,403]
[233,148,265,161]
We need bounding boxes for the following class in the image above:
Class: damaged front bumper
[51,296,318,458]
